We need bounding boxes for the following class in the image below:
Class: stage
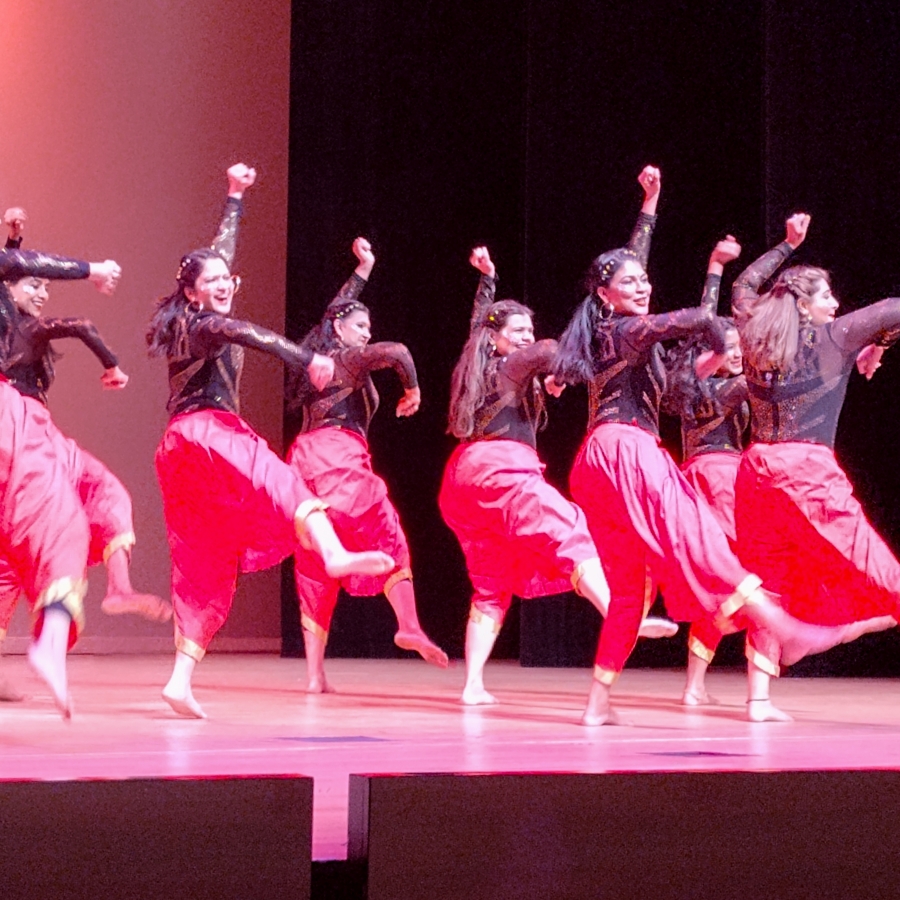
[2,654,900,862]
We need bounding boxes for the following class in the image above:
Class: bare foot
[0,676,25,702]
[162,685,207,719]
[746,699,793,722]
[839,616,897,643]
[305,675,336,694]
[28,641,71,719]
[324,551,394,580]
[394,630,449,668]
[581,707,621,727]
[682,688,718,707]
[102,592,173,623]
[461,684,497,706]
[639,617,679,639]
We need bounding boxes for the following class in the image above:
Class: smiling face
[8,276,50,317]
[492,313,535,357]
[184,257,236,314]
[799,278,839,326]
[333,309,372,348]
[598,260,652,315]
[717,327,743,376]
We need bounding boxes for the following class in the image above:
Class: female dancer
[440,242,675,707]
[287,237,448,693]
[148,165,393,718]
[553,168,851,726]
[732,213,900,654]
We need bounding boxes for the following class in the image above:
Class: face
[598,260,652,315]
[717,328,743,376]
[8,276,50,317]
[799,279,839,326]
[492,313,535,357]
[333,309,372,348]
[185,257,237,314]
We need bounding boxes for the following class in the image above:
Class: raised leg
[101,547,172,622]
[386,577,448,667]
[304,511,394,579]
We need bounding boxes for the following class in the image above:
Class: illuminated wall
[0,0,292,651]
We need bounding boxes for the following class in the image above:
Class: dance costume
[733,244,900,626]
[154,198,325,661]
[287,272,417,644]
[568,216,763,685]
[439,271,602,633]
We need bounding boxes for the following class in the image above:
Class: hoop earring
[599,298,615,320]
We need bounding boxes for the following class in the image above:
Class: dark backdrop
[282,0,900,675]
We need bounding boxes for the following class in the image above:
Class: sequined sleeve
[5,236,22,250]
[341,341,418,390]
[731,242,793,324]
[502,339,557,386]
[619,307,719,354]
[626,212,657,268]
[209,197,243,269]
[326,272,368,310]
[190,313,313,370]
[0,248,90,282]
[30,317,119,369]
[827,298,900,355]
[469,274,497,333]
[699,273,722,316]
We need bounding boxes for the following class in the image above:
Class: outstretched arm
[210,163,256,269]
[342,340,420,417]
[0,248,121,295]
[326,237,374,311]
[626,166,661,267]
[468,246,497,332]
[29,317,120,371]
[732,213,809,323]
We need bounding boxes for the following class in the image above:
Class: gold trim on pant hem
[293,499,329,549]
[469,605,502,634]
[35,576,87,636]
[688,634,716,665]
[175,633,206,662]
[102,531,136,565]
[592,666,619,686]
[715,574,764,628]
[747,643,780,678]
[570,557,603,596]
[301,613,329,644]
[383,567,413,598]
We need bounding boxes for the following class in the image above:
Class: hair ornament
[597,248,638,286]
[331,301,367,320]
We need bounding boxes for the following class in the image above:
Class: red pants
[287,427,410,642]
[155,409,319,660]
[439,440,600,626]
[570,423,759,683]
[0,383,89,644]
[735,442,900,625]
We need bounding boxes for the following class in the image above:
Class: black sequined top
[165,198,313,419]
[733,244,900,447]
[586,213,723,437]
[5,313,119,406]
[297,272,417,440]
[466,272,555,449]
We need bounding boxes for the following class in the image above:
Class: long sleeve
[731,242,793,323]
[27,317,119,369]
[828,298,900,354]
[699,273,722,316]
[341,341,418,390]
[327,272,368,311]
[0,248,90,282]
[190,313,312,370]
[210,197,243,269]
[502,339,557,385]
[469,273,497,333]
[626,212,657,268]
[5,236,22,250]
[619,307,722,355]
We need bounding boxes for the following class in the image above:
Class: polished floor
[1,654,899,860]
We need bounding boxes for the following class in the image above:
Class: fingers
[469,246,494,275]
[307,354,335,391]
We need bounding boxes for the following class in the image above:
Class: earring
[798,307,812,326]
[599,298,615,320]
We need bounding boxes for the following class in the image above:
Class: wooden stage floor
[2,654,900,860]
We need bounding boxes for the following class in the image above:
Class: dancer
[732,213,900,663]
[148,164,393,718]
[287,237,448,693]
[553,167,852,726]
[440,242,676,707]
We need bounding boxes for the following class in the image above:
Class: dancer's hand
[638,165,661,216]
[856,344,885,379]
[396,386,421,416]
[352,237,375,279]
[101,366,129,389]
[88,260,122,295]
[785,213,811,249]
[227,163,257,198]
[469,246,495,278]
[708,235,741,276]
[544,374,565,397]
[307,353,335,391]
[3,207,26,242]
[695,349,726,379]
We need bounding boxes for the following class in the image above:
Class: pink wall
[0,0,292,651]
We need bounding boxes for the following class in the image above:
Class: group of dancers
[3,163,899,724]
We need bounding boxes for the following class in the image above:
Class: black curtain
[283,0,900,675]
